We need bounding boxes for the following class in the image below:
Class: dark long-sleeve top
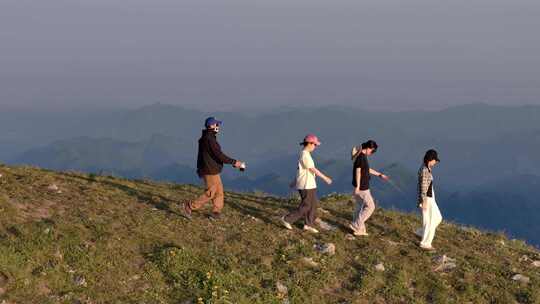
[196,129,236,176]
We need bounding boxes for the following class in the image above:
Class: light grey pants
[351,189,376,233]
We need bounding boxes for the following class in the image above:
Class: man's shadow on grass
[63,172,364,231]
[64,173,296,224]
[64,174,181,216]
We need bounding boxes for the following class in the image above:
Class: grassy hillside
[0,164,539,304]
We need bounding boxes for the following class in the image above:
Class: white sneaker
[354,230,369,237]
[280,216,293,230]
[303,225,319,233]
[420,244,435,251]
[349,223,368,236]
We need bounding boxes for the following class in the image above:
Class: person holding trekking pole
[280,134,333,234]
[417,149,442,251]
[349,140,390,236]
[183,117,245,220]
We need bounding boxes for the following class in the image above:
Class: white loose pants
[420,195,442,247]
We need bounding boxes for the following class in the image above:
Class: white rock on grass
[532,261,540,267]
[512,274,530,284]
[248,215,260,222]
[433,255,457,272]
[386,239,399,246]
[47,184,59,191]
[434,255,456,264]
[375,263,385,272]
[276,281,288,296]
[435,262,457,272]
[74,276,87,287]
[315,243,336,256]
[519,255,530,262]
[317,208,330,214]
[302,257,319,268]
[315,218,337,231]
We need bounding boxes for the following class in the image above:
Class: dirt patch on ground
[11,199,65,222]
[36,281,52,296]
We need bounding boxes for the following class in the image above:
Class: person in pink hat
[280,134,333,233]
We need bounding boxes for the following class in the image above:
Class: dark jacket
[197,129,236,177]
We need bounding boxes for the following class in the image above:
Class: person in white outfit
[417,149,442,251]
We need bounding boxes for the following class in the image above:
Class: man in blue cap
[183,117,243,220]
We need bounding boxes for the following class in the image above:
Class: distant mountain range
[440,174,540,246]
[6,103,540,185]
[4,103,540,246]
[15,134,193,178]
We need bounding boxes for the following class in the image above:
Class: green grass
[0,164,539,303]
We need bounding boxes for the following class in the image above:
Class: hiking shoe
[280,216,293,230]
[349,223,368,236]
[208,212,221,221]
[303,225,319,234]
[420,244,436,251]
[182,202,192,219]
[353,230,369,237]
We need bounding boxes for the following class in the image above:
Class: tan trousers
[191,174,225,213]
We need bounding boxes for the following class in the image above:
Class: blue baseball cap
[205,117,222,128]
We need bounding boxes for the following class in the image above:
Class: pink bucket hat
[301,134,321,146]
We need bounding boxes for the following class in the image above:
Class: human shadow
[317,217,351,234]
[318,202,393,236]
[63,172,347,228]
[64,173,181,216]
[226,200,287,228]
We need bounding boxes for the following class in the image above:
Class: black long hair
[361,140,378,153]
[423,149,440,166]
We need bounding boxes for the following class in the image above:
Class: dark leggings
[284,189,318,226]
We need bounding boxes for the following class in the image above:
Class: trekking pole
[387,179,406,195]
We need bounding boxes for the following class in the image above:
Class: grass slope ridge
[0,165,539,304]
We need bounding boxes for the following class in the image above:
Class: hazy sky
[1,0,539,111]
